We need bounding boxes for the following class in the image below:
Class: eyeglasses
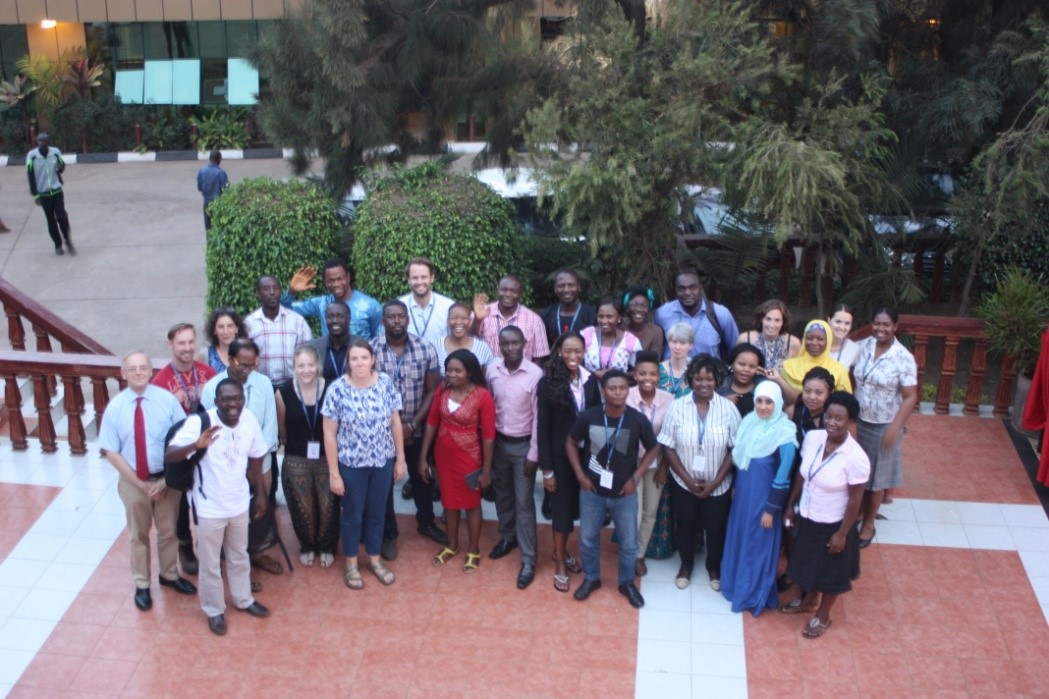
[125,366,152,374]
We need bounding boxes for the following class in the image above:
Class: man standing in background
[197,150,229,231]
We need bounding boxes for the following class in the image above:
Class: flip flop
[779,598,805,614]
[802,616,832,639]
[553,573,570,593]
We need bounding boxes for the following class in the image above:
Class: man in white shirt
[166,379,271,636]
[398,257,455,347]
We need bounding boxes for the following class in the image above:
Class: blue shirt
[197,162,229,203]
[654,299,739,360]
[280,289,383,339]
[200,370,279,453]
[98,385,185,476]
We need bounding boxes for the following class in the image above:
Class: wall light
[41,19,57,29]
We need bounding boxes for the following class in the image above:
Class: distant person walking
[197,150,229,231]
[26,133,73,255]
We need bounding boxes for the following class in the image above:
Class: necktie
[134,397,150,481]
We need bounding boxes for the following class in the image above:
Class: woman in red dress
[418,348,496,573]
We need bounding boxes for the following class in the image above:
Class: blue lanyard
[560,304,582,334]
[411,301,436,339]
[294,380,320,435]
[170,364,200,410]
[859,346,889,383]
[806,443,840,482]
[328,347,347,376]
[603,412,625,455]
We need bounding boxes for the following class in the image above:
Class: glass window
[197,22,227,59]
[201,59,229,104]
[0,25,29,81]
[225,21,257,58]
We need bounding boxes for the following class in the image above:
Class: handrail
[850,315,1014,417]
[0,351,166,455]
[0,277,112,355]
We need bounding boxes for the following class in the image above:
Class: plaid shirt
[478,302,550,361]
[245,306,313,385]
[370,332,439,425]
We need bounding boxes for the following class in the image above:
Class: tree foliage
[206,178,340,314]
[351,161,525,304]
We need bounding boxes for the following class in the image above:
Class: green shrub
[48,92,135,152]
[190,107,250,150]
[975,268,1049,377]
[136,105,192,151]
[206,178,340,314]
[352,161,526,304]
[520,235,592,308]
[0,114,27,156]
[975,200,1049,294]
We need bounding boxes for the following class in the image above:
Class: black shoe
[573,579,601,601]
[65,240,76,256]
[237,601,270,618]
[159,576,197,595]
[133,588,152,611]
[618,582,645,608]
[208,614,227,636]
[402,480,414,500]
[381,537,398,562]
[516,563,536,590]
[179,543,198,576]
[482,485,496,502]
[488,539,518,560]
[541,491,552,520]
[55,247,64,256]
[418,522,450,546]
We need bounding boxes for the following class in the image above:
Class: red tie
[134,397,150,481]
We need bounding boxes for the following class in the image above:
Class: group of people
[100,257,918,640]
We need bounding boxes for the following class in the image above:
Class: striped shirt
[478,302,550,361]
[245,306,313,385]
[657,392,741,496]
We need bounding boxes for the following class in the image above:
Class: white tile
[918,522,969,548]
[691,674,748,699]
[1042,604,1049,626]
[27,508,90,537]
[963,524,1016,551]
[879,497,916,522]
[644,558,683,583]
[22,463,80,487]
[54,536,117,566]
[11,587,78,621]
[1028,577,1049,604]
[636,671,691,699]
[639,580,693,613]
[0,681,12,699]
[1009,527,1049,552]
[6,532,71,562]
[636,639,692,674]
[89,490,128,517]
[690,612,744,646]
[690,642,746,678]
[0,559,50,588]
[72,512,127,540]
[0,462,39,484]
[47,485,105,512]
[871,519,922,546]
[0,587,29,618]
[64,467,118,491]
[639,609,693,642]
[0,649,33,684]
[0,617,57,652]
[1000,504,1049,529]
[34,561,98,592]
[955,502,1007,527]
[910,499,963,524]
[690,585,734,615]
[1019,550,1049,578]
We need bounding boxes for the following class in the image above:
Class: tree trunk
[814,240,826,318]
[958,223,989,317]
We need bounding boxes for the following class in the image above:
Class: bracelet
[542,471,555,480]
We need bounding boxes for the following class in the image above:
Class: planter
[1012,373,1039,437]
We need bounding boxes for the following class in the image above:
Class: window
[0,25,29,81]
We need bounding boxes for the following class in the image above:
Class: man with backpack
[99,351,197,613]
[654,270,739,361]
[166,378,272,636]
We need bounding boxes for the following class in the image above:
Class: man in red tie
[99,351,197,611]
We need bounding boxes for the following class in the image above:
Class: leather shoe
[401,480,414,500]
[573,579,601,601]
[418,522,450,546]
[488,538,518,560]
[159,576,197,595]
[208,614,227,636]
[381,537,398,562]
[133,588,152,611]
[179,543,198,576]
[516,563,535,590]
[618,582,645,608]
[237,601,270,618]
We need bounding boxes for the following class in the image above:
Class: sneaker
[401,481,414,500]
[55,247,64,256]
[418,522,450,546]
[65,240,76,256]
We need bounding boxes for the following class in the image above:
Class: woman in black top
[536,331,601,593]
[718,343,765,418]
[790,367,835,445]
[277,344,338,568]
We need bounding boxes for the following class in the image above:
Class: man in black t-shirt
[567,370,660,608]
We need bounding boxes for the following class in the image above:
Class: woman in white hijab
[720,381,797,615]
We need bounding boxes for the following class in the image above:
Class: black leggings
[39,191,71,249]
[671,479,731,577]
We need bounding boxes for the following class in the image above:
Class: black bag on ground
[164,407,210,493]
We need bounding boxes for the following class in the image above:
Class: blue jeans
[340,459,394,557]
[580,489,638,586]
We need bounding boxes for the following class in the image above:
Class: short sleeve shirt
[797,430,870,523]
[570,406,657,496]
[657,393,741,496]
[853,338,918,424]
[321,373,403,468]
[370,334,438,419]
[478,303,551,361]
[98,386,185,476]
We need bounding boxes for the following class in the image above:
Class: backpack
[702,294,731,361]
[164,406,210,495]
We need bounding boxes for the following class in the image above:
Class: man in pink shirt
[472,275,550,362]
[485,325,544,589]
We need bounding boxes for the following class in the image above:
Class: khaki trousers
[117,477,180,589]
[195,509,254,617]
[636,468,663,558]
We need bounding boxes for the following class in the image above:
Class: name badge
[691,453,705,477]
[306,441,321,459]
[599,470,614,490]
[799,484,810,513]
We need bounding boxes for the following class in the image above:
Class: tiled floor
[1,414,1048,698]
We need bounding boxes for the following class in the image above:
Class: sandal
[344,565,364,590]
[802,616,832,639]
[319,553,334,568]
[251,577,263,593]
[564,554,582,575]
[433,547,460,566]
[463,553,481,574]
[553,573,570,593]
[300,552,315,567]
[675,576,690,590]
[367,561,395,586]
[251,554,283,575]
[779,598,805,614]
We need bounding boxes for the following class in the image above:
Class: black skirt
[785,516,860,595]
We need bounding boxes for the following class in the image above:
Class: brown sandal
[802,616,832,639]
[779,599,804,614]
[251,554,283,575]
[367,561,395,586]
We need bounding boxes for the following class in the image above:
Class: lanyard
[598,330,622,369]
[570,375,585,411]
[294,380,320,434]
[411,301,436,339]
[560,304,582,334]
[171,364,200,410]
[602,412,625,461]
[390,351,405,384]
[859,345,890,383]
[694,403,708,446]
[805,443,840,482]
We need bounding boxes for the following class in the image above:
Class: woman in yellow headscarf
[764,320,852,405]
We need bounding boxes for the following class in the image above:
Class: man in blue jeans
[567,369,660,608]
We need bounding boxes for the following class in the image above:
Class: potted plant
[976,269,1049,429]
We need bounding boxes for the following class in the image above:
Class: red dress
[427,384,496,509]
[1022,329,1049,486]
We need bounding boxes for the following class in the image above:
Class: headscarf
[732,381,797,471]
[781,319,852,394]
